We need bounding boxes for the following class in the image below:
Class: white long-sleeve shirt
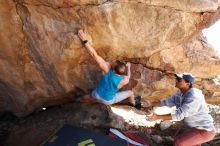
[161,88,214,131]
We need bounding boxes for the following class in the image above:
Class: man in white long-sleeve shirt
[147,73,216,146]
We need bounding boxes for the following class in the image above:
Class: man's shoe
[134,96,141,109]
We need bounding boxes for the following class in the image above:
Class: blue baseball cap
[175,73,195,84]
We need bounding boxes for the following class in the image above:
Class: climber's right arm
[78,30,110,74]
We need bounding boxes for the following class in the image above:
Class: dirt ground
[0,103,219,146]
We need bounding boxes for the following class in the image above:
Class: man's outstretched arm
[149,114,172,121]
[78,30,110,74]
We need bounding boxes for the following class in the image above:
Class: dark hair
[184,79,193,88]
[114,60,126,75]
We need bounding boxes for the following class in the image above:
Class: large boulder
[0,0,220,116]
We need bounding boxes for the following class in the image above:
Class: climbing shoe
[134,96,142,109]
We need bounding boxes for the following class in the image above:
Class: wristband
[83,40,88,44]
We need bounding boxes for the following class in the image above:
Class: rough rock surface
[128,35,220,104]
[0,0,220,116]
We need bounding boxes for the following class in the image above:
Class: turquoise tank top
[96,69,124,101]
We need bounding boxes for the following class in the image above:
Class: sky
[202,19,220,55]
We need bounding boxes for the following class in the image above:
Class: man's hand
[148,114,161,121]
[126,62,131,68]
[78,29,88,41]
[148,113,172,121]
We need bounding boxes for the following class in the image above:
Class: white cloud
[202,19,220,54]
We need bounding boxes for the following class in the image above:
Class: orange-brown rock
[0,0,220,116]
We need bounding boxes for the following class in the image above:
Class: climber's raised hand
[78,29,88,42]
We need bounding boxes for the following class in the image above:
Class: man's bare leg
[114,90,136,106]
[78,94,91,103]
[79,94,100,104]
[128,91,135,106]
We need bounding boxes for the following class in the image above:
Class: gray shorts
[91,89,133,105]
